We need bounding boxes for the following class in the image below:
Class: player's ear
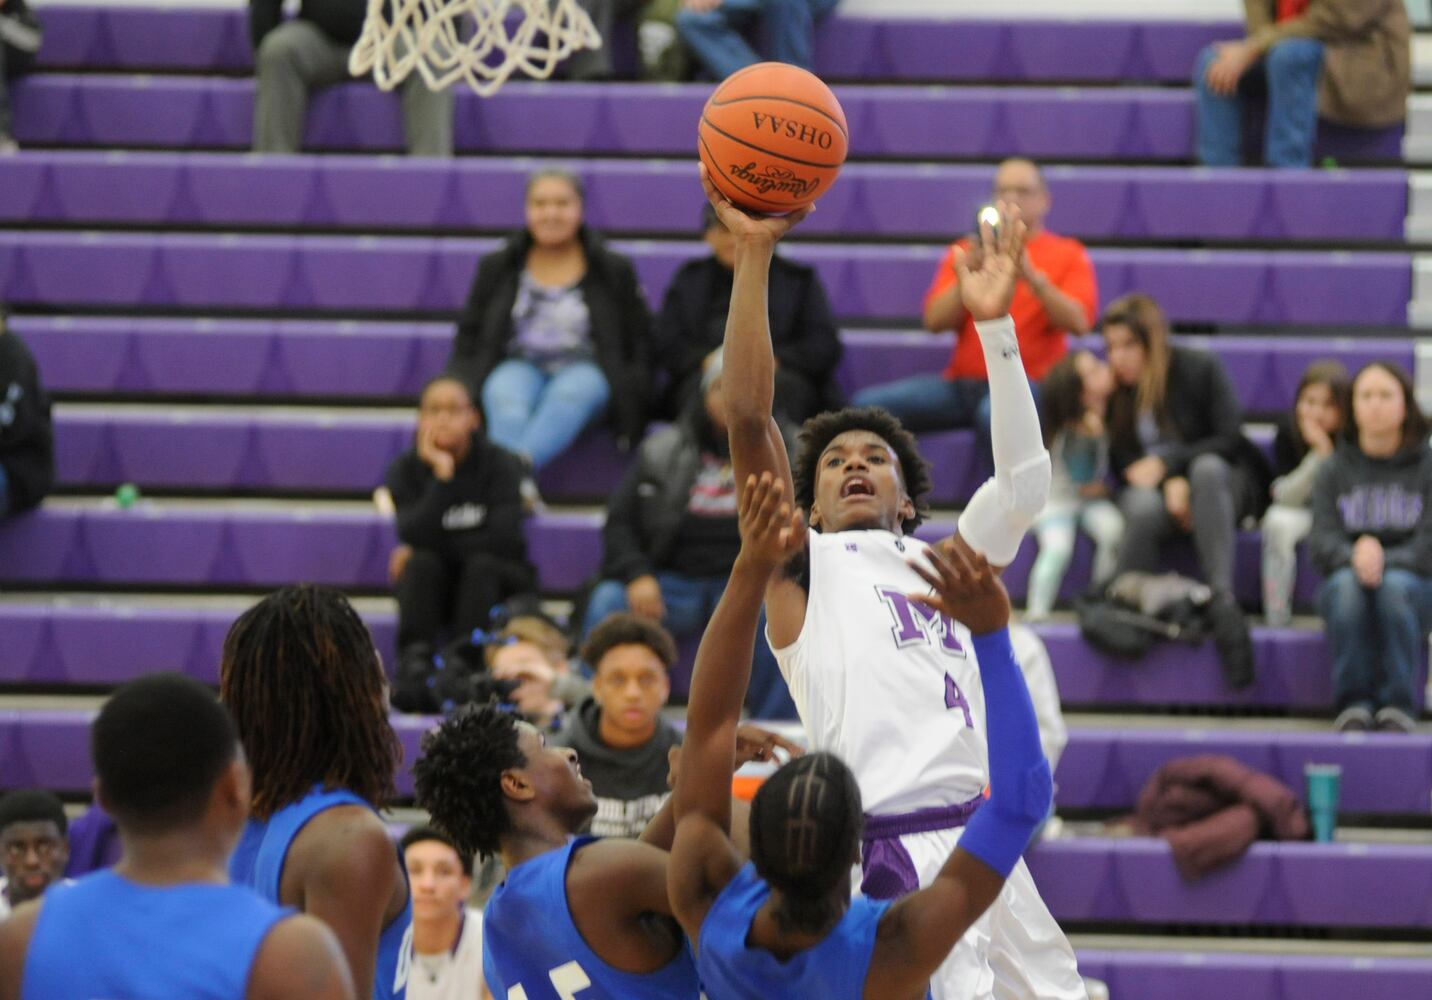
[500,768,536,804]
[898,491,915,525]
[808,502,822,528]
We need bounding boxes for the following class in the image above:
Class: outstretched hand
[737,472,807,574]
[906,538,1010,636]
[699,163,813,245]
[954,200,1027,322]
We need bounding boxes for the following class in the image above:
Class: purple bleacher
[22,318,1413,419]
[1030,622,1403,712]
[11,75,1400,164]
[0,233,1410,327]
[15,316,451,397]
[1072,950,1432,1000]
[1054,729,1432,815]
[0,507,1318,610]
[0,601,395,686]
[1026,838,1432,929]
[0,153,1408,243]
[36,8,1236,84]
[55,409,412,493]
[53,406,632,500]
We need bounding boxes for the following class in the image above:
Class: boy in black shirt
[385,377,536,704]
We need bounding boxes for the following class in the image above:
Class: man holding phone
[853,158,1097,459]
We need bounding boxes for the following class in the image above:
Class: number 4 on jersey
[945,673,973,728]
[508,961,592,1000]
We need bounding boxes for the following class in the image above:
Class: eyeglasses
[2,836,63,863]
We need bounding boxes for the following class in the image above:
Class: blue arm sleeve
[957,628,1053,878]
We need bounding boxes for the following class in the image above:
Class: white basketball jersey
[771,529,990,815]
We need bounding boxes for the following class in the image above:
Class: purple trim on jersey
[859,795,986,899]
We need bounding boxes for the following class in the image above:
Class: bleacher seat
[0,153,1408,243]
[0,232,1411,326]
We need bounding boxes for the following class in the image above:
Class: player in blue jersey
[222,585,413,1000]
[414,688,797,999]
[0,673,354,1000]
[667,471,1053,1000]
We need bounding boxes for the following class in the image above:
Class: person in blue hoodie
[1309,361,1432,733]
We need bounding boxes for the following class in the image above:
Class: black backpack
[1075,572,1209,659]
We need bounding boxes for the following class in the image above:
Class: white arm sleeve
[956,315,1052,564]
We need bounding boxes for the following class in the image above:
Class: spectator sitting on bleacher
[1193,0,1410,168]
[1101,293,1271,690]
[486,614,591,733]
[853,158,1096,458]
[654,203,841,428]
[1026,349,1123,621]
[447,169,653,494]
[0,304,53,521]
[249,0,453,156]
[384,375,537,699]
[568,0,686,81]
[0,790,69,920]
[1309,362,1431,734]
[676,0,839,81]
[554,613,684,839]
[0,0,41,154]
[580,354,796,719]
[1261,361,1349,626]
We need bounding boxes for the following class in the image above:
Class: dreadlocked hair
[219,584,400,820]
[793,406,931,533]
[412,703,525,863]
[749,752,864,935]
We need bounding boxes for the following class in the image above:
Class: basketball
[698,62,848,215]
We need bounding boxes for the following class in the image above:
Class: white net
[349,0,602,97]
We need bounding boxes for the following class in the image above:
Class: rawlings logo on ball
[728,163,821,199]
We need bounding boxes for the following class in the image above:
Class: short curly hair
[580,613,678,673]
[412,704,526,863]
[793,406,931,534]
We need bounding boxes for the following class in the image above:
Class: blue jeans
[0,462,10,518]
[1194,37,1325,168]
[583,572,798,720]
[676,0,841,80]
[1317,566,1432,717]
[481,359,610,471]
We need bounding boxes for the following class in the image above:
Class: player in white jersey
[702,164,1087,1000]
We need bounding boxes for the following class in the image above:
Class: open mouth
[840,476,875,499]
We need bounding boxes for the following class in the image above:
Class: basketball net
[349,0,602,97]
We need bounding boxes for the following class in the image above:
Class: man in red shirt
[853,158,1096,456]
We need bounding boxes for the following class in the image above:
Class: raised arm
[867,544,1052,999]
[699,167,805,499]
[948,204,1052,571]
[668,473,806,938]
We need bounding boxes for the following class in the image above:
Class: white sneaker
[0,135,19,155]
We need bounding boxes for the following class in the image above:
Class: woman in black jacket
[1309,362,1432,733]
[1101,293,1270,688]
[446,169,653,475]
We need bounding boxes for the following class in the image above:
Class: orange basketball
[698,62,848,215]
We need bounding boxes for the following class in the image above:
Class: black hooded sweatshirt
[1308,439,1432,577]
[552,696,682,839]
[0,328,53,514]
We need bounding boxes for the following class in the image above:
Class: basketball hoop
[349,0,602,97]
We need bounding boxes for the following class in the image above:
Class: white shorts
[879,827,1087,1000]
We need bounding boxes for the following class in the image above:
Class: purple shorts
[860,794,985,899]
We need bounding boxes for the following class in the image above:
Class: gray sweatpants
[253,19,453,156]
[1114,452,1257,595]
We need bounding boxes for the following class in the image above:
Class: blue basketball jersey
[698,862,900,1000]
[231,785,413,1000]
[22,870,289,999]
[482,836,700,999]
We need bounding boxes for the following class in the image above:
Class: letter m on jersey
[876,587,967,656]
